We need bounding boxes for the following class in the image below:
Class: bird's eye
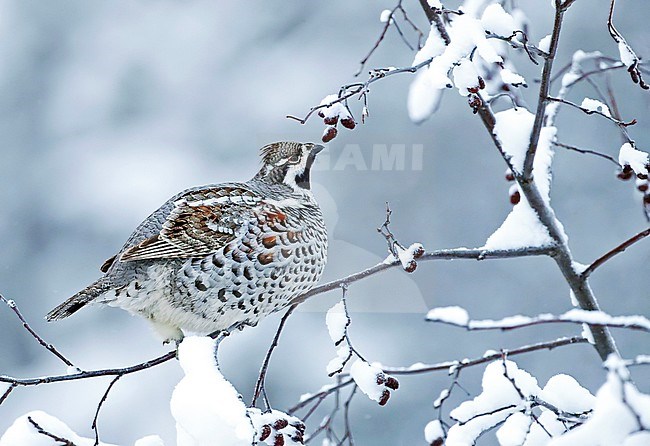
[288,154,301,164]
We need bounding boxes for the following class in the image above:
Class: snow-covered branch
[426,307,650,333]
[290,336,588,415]
[291,245,552,307]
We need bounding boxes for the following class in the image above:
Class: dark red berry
[432,438,444,446]
[291,421,306,434]
[376,373,386,385]
[637,172,648,180]
[273,419,289,430]
[322,127,337,143]
[637,183,649,192]
[404,260,417,273]
[478,76,486,89]
[412,245,425,259]
[378,389,391,406]
[274,434,285,446]
[259,425,272,441]
[385,377,399,390]
[644,194,650,204]
[510,190,521,205]
[317,111,325,119]
[341,117,356,129]
[618,165,634,180]
[324,116,338,126]
[505,171,515,182]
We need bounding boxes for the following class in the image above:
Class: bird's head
[255,141,325,191]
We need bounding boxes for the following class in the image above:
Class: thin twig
[92,375,122,446]
[382,336,587,375]
[27,416,75,446]
[0,325,238,387]
[553,141,619,166]
[582,227,650,278]
[0,383,17,405]
[0,293,78,369]
[251,304,297,409]
[547,96,636,131]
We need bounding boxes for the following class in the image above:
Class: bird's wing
[119,186,264,262]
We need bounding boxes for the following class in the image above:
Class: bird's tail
[45,279,111,321]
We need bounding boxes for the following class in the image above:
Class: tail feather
[45,279,111,321]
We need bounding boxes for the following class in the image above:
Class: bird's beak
[311,144,325,156]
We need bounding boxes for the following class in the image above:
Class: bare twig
[92,375,122,446]
[339,385,357,445]
[0,325,238,388]
[355,1,423,76]
[382,336,587,375]
[582,227,650,278]
[0,383,17,405]
[27,416,75,446]
[553,141,619,166]
[251,304,297,409]
[0,293,78,370]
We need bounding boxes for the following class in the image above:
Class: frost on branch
[407,2,528,123]
[171,337,254,446]
[426,306,650,331]
[426,306,469,326]
[618,142,649,179]
[549,356,650,445]
[480,4,517,38]
[483,107,561,250]
[424,419,444,446]
[326,301,348,346]
[0,410,124,446]
[446,360,541,444]
[444,360,595,445]
[325,299,353,376]
[580,98,611,118]
[407,24,446,123]
[171,336,307,445]
[349,360,399,406]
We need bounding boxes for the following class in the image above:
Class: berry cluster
[396,242,425,273]
[504,169,521,205]
[375,371,400,406]
[252,410,306,445]
[466,75,486,114]
[318,95,356,143]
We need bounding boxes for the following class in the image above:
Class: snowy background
[0,0,648,444]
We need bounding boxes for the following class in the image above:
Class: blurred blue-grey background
[0,1,648,444]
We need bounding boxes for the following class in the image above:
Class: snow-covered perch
[172,336,305,446]
[426,306,650,332]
